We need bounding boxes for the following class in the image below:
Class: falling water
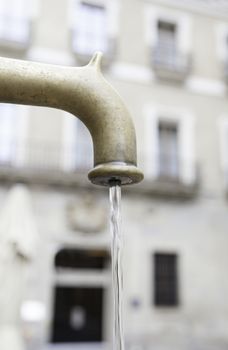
[109,183,124,350]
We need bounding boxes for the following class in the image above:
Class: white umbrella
[0,184,38,350]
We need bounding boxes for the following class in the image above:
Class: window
[156,20,177,64]
[158,121,179,178]
[74,119,93,170]
[144,6,192,80]
[0,0,30,45]
[0,104,18,165]
[153,253,179,307]
[62,116,93,172]
[55,248,110,270]
[72,2,107,56]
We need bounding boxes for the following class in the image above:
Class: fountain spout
[0,52,143,186]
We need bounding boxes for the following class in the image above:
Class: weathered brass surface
[0,52,143,186]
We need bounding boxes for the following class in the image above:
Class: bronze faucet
[0,52,143,186]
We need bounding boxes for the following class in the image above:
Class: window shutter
[179,116,195,184]
[144,109,159,179]
[158,122,179,178]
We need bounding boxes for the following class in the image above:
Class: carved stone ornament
[66,193,107,233]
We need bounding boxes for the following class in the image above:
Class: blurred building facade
[0,0,228,349]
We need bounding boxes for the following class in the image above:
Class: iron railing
[0,141,200,195]
[0,139,92,175]
[139,152,198,179]
[137,152,200,197]
[152,44,191,79]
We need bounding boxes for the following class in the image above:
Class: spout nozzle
[86,52,144,187]
[88,162,144,186]
[109,178,122,187]
[88,51,103,70]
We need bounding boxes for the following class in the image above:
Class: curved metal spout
[0,52,143,186]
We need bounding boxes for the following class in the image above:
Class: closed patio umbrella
[0,184,38,350]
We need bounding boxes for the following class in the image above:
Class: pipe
[0,52,143,186]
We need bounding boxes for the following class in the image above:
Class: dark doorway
[51,287,103,343]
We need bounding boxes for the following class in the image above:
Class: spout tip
[88,162,144,186]
[88,51,103,70]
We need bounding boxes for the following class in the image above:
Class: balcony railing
[136,152,200,198]
[0,140,93,186]
[0,141,200,196]
[152,45,191,82]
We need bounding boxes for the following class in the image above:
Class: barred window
[153,253,179,306]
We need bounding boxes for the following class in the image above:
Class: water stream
[109,184,124,350]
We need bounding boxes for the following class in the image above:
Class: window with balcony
[152,18,190,81]
[72,2,107,56]
[153,253,179,307]
[143,4,192,82]
[158,121,179,179]
[0,0,30,47]
[144,106,197,197]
